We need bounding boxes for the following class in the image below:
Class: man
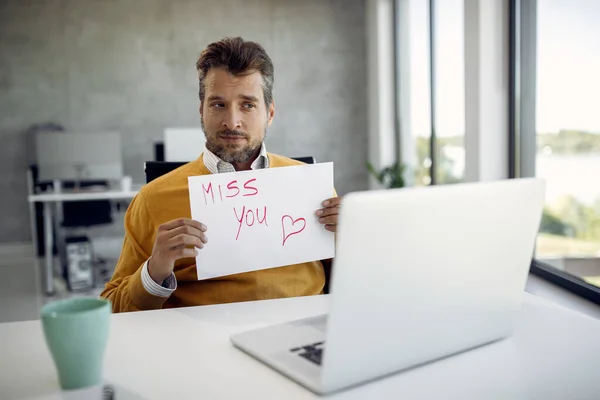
[101,37,341,313]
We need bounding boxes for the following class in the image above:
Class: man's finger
[318,215,338,225]
[165,224,204,240]
[159,218,207,232]
[321,197,342,208]
[324,224,337,233]
[175,247,197,259]
[171,241,204,250]
[168,233,205,249]
[315,207,339,218]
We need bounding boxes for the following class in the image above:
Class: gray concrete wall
[0,0,368,243]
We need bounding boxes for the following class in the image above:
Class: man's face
[200,67,274,164]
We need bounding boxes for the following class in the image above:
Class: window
[432,0,465,185]
[535,0,600,287]
[407,0,432,186]
[401,0,464,186]
[513,0,600,301]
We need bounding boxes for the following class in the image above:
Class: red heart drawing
[281,215,307,246]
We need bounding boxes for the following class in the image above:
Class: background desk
[1,293,600,399]
[28,189,139,295]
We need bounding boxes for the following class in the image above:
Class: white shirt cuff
[141,260,177,298]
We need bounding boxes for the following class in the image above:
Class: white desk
[28,189,139,295]
[1,293,600,399]
[28,191,140,203]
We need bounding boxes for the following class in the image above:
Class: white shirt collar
[202,142,269,174]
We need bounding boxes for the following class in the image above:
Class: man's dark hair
[196,37,274,108]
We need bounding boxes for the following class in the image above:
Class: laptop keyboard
[290,341,325,366]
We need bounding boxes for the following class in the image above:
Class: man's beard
[202,119,266,164]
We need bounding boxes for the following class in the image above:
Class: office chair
[142,155,331,294]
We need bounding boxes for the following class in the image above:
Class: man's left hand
[316,197,342,233]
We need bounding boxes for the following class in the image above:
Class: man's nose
[222,108,242,130]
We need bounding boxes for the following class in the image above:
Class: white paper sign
[188,162,335,279]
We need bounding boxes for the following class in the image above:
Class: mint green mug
[41,297,111,390]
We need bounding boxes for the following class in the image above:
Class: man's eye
[211,103,225,108]
[242,103,256,109]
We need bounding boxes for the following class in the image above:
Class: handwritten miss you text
[201,178,306,245]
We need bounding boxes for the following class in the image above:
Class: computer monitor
[164,127,206,161]
[35,132,123,181]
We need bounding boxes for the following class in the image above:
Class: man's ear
[267,101,275,127]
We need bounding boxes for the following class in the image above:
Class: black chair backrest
[291,156,316,165]
[144,161,187,183]
[144,156,316,184]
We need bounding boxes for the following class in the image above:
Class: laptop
[231,178,545,395]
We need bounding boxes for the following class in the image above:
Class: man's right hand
[147,218,207,284]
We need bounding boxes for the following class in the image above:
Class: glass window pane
[535,0,600,286]
[433,0,465,184]
[409,0,432,186]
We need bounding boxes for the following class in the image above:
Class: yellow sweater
[101,153,328,313]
